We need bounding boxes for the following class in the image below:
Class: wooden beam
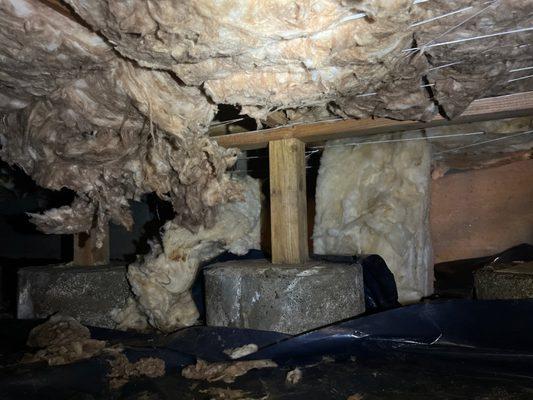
[214,91,533,150]
[269,138,308,264]
[73,225,110,266]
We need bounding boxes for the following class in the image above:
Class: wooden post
[73,224,110,266]
[269,138,309,264]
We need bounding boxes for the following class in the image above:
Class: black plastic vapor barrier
[1,299,533,399]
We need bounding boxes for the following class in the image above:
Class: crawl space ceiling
[0,0,532,240]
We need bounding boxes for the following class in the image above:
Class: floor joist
[213,91,533,150]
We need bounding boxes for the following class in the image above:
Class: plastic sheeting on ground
[1,299,533,399]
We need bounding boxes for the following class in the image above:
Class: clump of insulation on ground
[182,359,277,383]
[107,353,166,389]
[21,315,107,366]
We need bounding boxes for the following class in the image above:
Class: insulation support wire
[231,130,532,174]
[435,129,533,155]
[210,117,245,127]
[354,50,529,97]
[357,83,435,98]
[239,155,265,160]
[404,26,533,52]
[305,149,321,159]
[309,131,486,149]
[510,66,533,73]
[427,61,463,71]
[229,166,314,174]
[481,42,530,54]
[508,74,533,83]
[342,0,431,23]
[509,67,533,72]
[405,0,500,53]
[237,149,319,161]
[410,6,473,28]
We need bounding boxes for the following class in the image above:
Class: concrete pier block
[204,259,364,334]
[17,263,130,329]
[474,261,533,300]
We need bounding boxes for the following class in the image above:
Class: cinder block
[204,259,365,334]
[475,262,533,300]
[17,263,130,329]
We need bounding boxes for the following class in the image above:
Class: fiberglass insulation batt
[313,137,433,303]
[115,175,262,332]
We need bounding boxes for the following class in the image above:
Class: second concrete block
[204,259,364,334]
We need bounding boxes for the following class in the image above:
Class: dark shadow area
[117,194,175,264]
[0,161,76,315]
[0,161,175,316]
[214,104,258,131]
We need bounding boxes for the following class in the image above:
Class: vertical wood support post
[73,224,110,266]
[269,138,308,264]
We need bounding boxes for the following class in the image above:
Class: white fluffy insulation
[313,137,433,303]
[115,176,262,333]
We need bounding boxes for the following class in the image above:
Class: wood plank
[214,92,533,150]
[73,225,110,266]
[431,159,533,263]
[269,138,308,264]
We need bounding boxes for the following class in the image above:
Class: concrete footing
[204,259,365,334]
[475,261,533,300]
[17,263,130,329]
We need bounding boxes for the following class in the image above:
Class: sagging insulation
[1,0,532,242]
[64,0,533,122]
[0,0,235,245]
[313,137,433,303]
[116,176,261,332]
